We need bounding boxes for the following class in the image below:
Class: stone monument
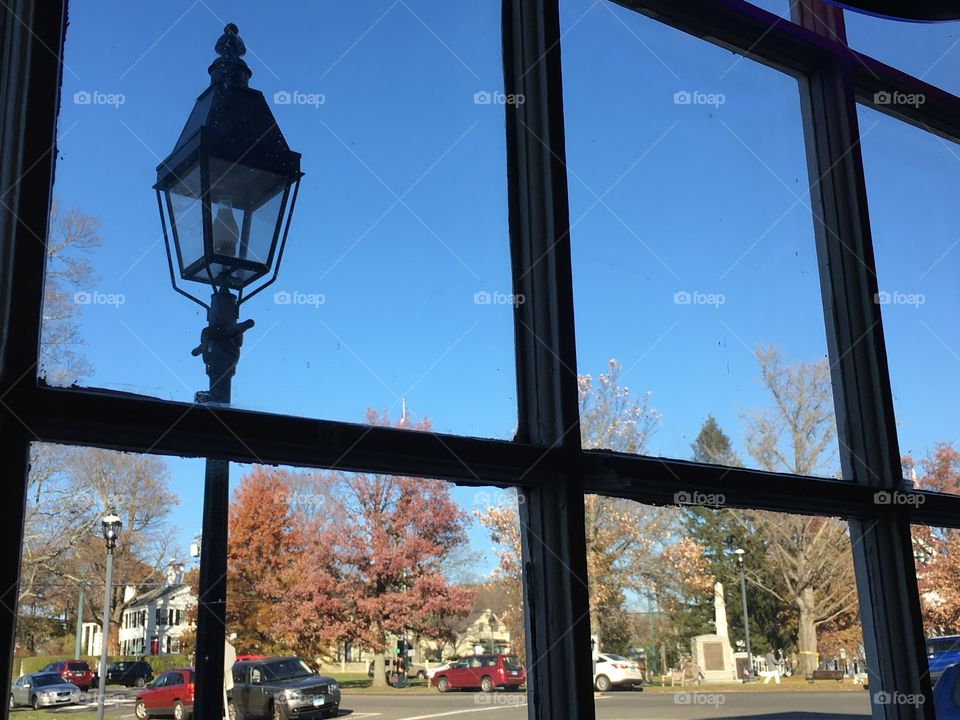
[690,581,738,682]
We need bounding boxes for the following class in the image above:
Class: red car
[135,668,194,720]
[41,661,95,691]
[431,654,525,693]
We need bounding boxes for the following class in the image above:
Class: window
[562,3,838,475]
[2,1,957,720]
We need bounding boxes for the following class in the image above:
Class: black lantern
[101,511,122,550]
[155,23,303,304]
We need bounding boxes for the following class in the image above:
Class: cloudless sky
[46,1,960,574]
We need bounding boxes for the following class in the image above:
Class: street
[333,691,871,720]
[26,688,873,720]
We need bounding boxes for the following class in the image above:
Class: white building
[117,561,196,656]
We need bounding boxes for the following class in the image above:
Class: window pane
[562,2,840,477]
[228,463,528,710]
[583,500,871,716]
[845,12,960,97]
[16,442,529,712]
[14,443,201,678]
[914,523,960,716]
[859,106,960,488]
[41,1,515,439]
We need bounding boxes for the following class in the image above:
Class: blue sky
[48,1,960,573]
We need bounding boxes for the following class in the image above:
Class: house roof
[123,583,192,609]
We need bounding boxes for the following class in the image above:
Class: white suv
[593,653,644,692]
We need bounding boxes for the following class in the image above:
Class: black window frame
[2,1,959,719]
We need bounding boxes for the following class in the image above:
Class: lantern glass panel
[166,165,205,280]
[208,158,289,287]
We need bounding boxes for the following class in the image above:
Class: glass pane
[914,523,960,716]
[13,443,203,689]
[583,500,871,717]
[227,463,528,709]
[845,12,960,97]
[167,166,204,278]
[858,106,960,484]
[41,1,515,440]
[15,443,529,713]
[562,1,840,477]
[749,0,791,19]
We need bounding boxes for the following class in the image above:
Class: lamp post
[734,548,755,683]
[97,512,122,720]
[154,23,302,720]
[74,582,87,660]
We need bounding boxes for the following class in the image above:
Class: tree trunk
[796,587,818,676]
[371,653,387,688]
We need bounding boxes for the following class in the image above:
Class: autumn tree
[227,467,303,655]
[481,361,685,653]
[19,448,177,654]
[317,409,475,687]
[40,197,101,385]
[741,347,855,674]
[743,346,837,477]
[907,443,960,632]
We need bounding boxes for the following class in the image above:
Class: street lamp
[734,548,756,683]
[154,23,303,720]
[97,512,122,720]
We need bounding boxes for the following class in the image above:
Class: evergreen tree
[691,414,740,466]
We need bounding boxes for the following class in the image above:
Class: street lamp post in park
[734,548,756,683]
[154,22,303,720]
[96,512,122,720]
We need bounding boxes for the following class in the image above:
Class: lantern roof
[156,23,301,186]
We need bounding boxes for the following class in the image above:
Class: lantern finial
[209,23,251,87]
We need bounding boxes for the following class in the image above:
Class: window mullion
[503,0,593,718]
[793,2,932,717]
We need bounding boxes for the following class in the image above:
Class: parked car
[134,668,194,720]
[928,635,960,687]
[430,654,525,693]
[229,656,340,720]
[41,660,96,691]
[106,660,154,687]
[10,672,82,709]
[426,662,452,680]
[593,653,644,692]
[934,663,960,718]
[367,660,427,680]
